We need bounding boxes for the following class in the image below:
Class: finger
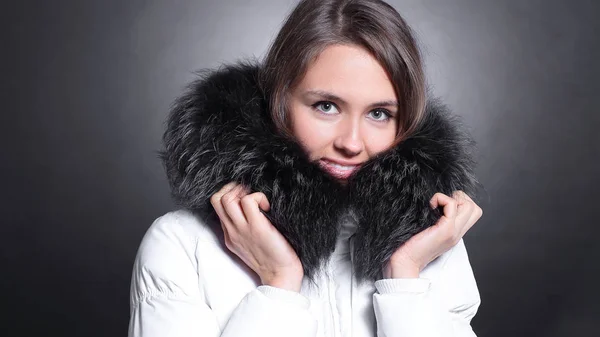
[459,205,482,238]
[430,193,458,220]
[239,184,251,195]
[452,191,470,215]
[210,182,237,222]
[210,182,239,250]
[454,198,474,235]
[221,184,249,227]
[230,183,250,199]
[215,182,238,199]
[452,190,468,205]
[241,192,271,226]
[256,192,271,212]
[460,191,475,203]
[458,213,476,238]
[210,182,238,209]
[456,192,480,221]
[452,191,474,228]
[210,191,235,234]
[220,219,232,247]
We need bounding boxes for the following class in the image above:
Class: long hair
[259,0,426,145]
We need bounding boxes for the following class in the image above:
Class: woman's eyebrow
[303,89,398,109]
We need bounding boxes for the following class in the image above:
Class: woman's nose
[333,121,364,156]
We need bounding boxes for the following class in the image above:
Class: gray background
[2,0,598,336]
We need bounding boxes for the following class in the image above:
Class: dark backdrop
[2,0,598,336]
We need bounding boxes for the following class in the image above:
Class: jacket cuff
[257,285,311,309]
[374,278,431,294]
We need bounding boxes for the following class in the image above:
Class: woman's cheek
[363,122,397,154]
[300,127,331,161]
[290,107,332,157]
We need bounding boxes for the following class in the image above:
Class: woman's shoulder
[129,209,224,307]
[135,209,221,259]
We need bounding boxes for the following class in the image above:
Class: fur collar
[160,62,480,283]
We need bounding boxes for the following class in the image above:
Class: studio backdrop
[2,0,598,336]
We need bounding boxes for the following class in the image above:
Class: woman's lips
[318,159,361,180]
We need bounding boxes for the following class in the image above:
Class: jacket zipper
[350,237,355,337]
[327,260,340,337]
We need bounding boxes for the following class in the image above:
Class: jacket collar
[160,62,480,283]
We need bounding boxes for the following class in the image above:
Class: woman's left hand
[383,190,483,279]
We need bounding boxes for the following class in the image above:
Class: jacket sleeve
[128,212,318,337]
[372,238,481,337]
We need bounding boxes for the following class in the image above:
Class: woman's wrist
[385,253,423,278]
[384,259,421,278]
[262,275,303,292]
[260,267,304,292]
[388,264,420,278]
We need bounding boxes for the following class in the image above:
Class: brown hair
[259,0,427,146]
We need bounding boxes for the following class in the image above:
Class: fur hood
[160,61,481,283]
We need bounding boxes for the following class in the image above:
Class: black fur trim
[160,62,481,283]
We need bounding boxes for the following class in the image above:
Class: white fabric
[128,209,481,337]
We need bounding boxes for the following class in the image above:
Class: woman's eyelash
[311,101,393,121]
[311,101,337,112]
[369,109,393,120]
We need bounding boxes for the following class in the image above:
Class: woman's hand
[384,190,483,279]
[210,182,304,292]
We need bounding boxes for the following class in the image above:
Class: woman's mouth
[318,159,361,180]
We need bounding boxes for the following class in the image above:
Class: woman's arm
[372,238,480,337]
[127,212,318,337]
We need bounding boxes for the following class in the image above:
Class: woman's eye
[313,101,339,114]
[368,109,392,121]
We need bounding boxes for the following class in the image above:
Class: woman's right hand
[210,182,304,292]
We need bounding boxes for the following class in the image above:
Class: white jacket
[128,209,481,337]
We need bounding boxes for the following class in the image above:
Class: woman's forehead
[294,44,397,107]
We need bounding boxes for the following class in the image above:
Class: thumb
[251,192,271,212]
[430,192,458,220]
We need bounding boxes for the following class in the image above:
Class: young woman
[128,0,484,336]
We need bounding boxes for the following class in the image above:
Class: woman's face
[288,44,399,182]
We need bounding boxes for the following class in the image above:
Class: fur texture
[160,62,481,283]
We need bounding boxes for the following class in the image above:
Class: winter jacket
[128,62,483,337]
